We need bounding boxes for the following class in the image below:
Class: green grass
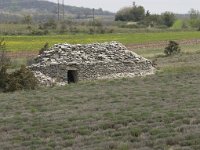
[1,31,200,51]
[1,52,200,149]
[171,20,184,29]
[133,43,200,58]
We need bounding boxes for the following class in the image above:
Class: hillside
[0,0,114,22]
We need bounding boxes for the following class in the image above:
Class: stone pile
[29,41,155,86]
[32,41,148,66]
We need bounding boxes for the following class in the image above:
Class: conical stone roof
[29,41,155,86]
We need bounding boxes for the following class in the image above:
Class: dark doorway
[67,70,78,84]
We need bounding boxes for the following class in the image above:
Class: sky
[48,0,200,14]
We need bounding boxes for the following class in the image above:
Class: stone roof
[29,41,155,86]
[32,41,149,67]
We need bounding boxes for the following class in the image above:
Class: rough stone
[29,41,156,86]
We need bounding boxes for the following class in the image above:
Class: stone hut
[29,41,155,86]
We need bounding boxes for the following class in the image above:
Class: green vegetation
[0,39,37,92]
[161,12,176,27]
[0,50,200,149]
[164,41,181,56]
[0,65,38,92]
[0,0,113,23]
[1,1,200,149]
[2,31,200,51]
[172,20,184,29]
[0,38,11,67]
[115,4,176,28]
[115,5,145,22]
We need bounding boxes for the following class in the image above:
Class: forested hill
[0,0,114,21]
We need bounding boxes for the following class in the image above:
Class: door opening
[67,70,78,84]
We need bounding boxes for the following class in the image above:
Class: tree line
[115,5,176,27]
[115,5,200,29]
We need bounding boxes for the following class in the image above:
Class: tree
[161,12,176,27]
[115,5,145,22]
[189,9,200,20]
[188,9,200,28]
[22,15,32,24]
[115,7,132,21]
[146,10,150,17]
[130,6,145,21]
[143,14,162,27]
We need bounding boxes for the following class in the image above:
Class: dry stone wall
[29,41,155,86]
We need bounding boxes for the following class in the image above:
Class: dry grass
[0,53,200,149]
[133,43,200,58]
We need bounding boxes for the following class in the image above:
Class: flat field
[1,48,200,149]
[1,31,200,51]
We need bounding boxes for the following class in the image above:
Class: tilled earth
[6,39,200,58]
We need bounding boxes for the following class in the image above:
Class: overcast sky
[48,0,199,14]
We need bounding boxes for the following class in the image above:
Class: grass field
[1,47,200,149]
[133,43,200,58]
[1,31,200,51]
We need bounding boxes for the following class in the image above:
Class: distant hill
[0,0,114,22]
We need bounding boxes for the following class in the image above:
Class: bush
[0,65,38,92]
[0,66,8,89]
[5,65,38,92]
[0,39,38,92]
[88,28,95,34]
[164,41,181,56]
[0,38,11,68]
[30,29,48,35]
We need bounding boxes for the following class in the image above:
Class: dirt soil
[6,39,200,58]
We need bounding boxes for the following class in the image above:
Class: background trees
[115,5,176,28]
[188,9,200,28]
[115,6,145,22]
[161,12,176,27]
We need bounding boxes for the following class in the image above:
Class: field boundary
[126,39,200,50]
[5,39,200,58]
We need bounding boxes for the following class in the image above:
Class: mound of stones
[29,41,155,86]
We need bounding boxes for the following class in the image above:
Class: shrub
[0,38,11,68]
[97,27,106,34]
[0,39,38,92]
[0,66,9,89]
[5,65,38,92]
[30,30,48,35]
[164,41,181,56]
[108,28,114,33]
[88,28,95,34]
[42,19,57,29]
